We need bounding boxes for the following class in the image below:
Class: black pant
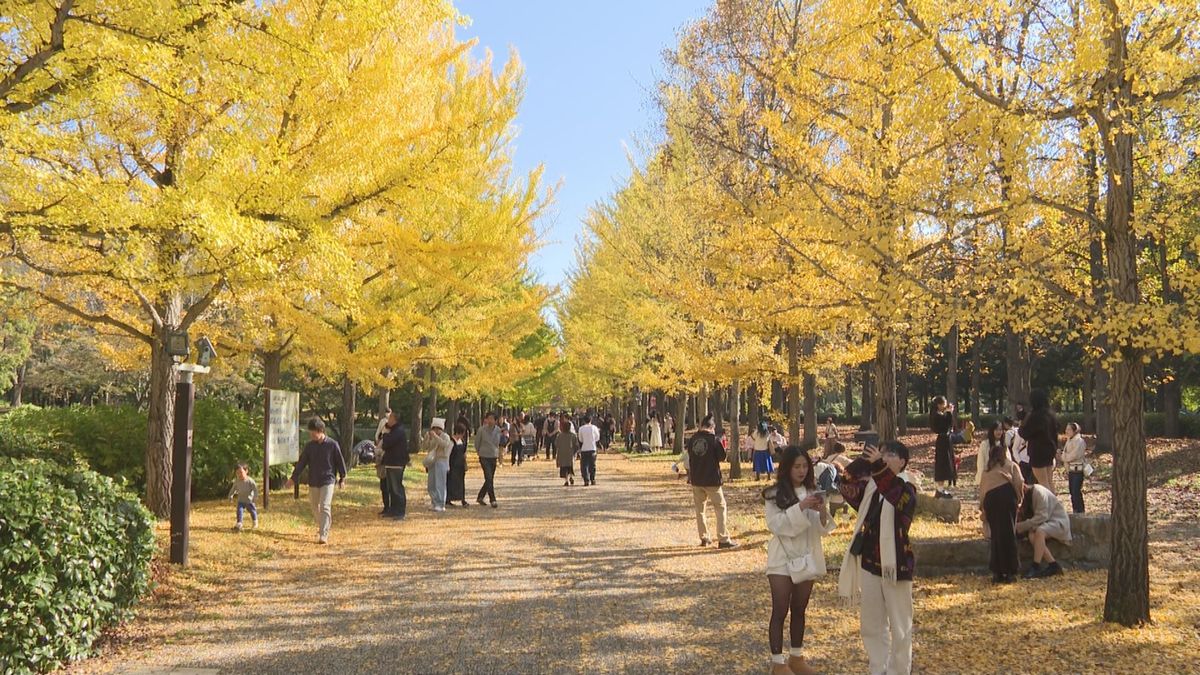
[379,476,390,510]
[580,451,597,483]
[1019,462,1034,485]
[510,442,523,465]
[385,466,407,517]
[477,457,497,504]
[1068,470,1085,513]
[983,482,1019,575]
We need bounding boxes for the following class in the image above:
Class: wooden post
[262,389,271,511]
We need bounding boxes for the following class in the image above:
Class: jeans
[625,432,634,453]
[477,457,497,504]
[580,451,597,483]
[1068,470,1085,513]
[692,485,730,542]
[427,459,449,508]
[308,483,335,541]
[236,501,258,525]
[510,442,523,465]
[379,476,390,510]
[385,466,407,517]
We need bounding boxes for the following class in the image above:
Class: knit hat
[431,417,446,430]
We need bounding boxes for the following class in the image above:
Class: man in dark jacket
[380,410,410,519]
[286,417,347,545]
[687,414,738,549]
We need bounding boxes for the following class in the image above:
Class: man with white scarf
[837,441,918,675]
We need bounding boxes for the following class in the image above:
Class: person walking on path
[823,416,840,456]
[1017,483,1072,579]
[1020,390,1060,492]
[228,463,258,531]
[978,422,1024,584]
[285,417,347,545]
[554,417,581,486]
[423,417,453,512]
[838,441,917,675]
[475,412,502,507]
[577,415,600,485]
[624,412,636,453]
[1060,422,1087,514]
[647,412,663,451]
[377,410,410,520]
[688,414,738,549]
[373,408,392,513]
[447,422,470,507]
[930,396,956,498]
[751,420,777,481]
[543,412,559,461]
[765,447,834,675]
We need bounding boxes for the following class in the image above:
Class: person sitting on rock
[1016,483,1072,578]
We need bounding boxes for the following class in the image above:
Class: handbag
[778,537,817,583]
[422,449,436,469]
[1084,461,1095,478]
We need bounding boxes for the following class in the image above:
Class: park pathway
[101,455,775,675]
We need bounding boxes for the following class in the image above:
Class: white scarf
[838,471,911,604]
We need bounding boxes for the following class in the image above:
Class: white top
[578,423,600,452]
[824,422,838,439]
[765,486,835,574]
[1006,427,1029,464]
[752,431,772,452]
[521,422,537,442]
[769,431,786,448]
[975,438,990,485]
[1061,435,1087,469]
[375,417,389,444]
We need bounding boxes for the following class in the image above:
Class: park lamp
[165,329,190,361]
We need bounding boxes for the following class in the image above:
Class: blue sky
[456,0,711,293]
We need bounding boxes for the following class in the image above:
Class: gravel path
[98,455,778,675]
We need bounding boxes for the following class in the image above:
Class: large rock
[916,493,962,523]
[912,513,1111,574]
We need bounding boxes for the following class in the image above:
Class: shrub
[191,398,267,499]
[0,458,155,673]
[0,405,145,490]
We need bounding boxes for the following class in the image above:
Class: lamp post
[166,331,216,566]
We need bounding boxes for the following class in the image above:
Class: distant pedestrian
[930,396,956,498]
[578,415,600,485]
[624,412,636,453]
[378,410,410,520]
[285,417,347,545]
[978,422,1023,584]
[1006,415,1033,485]
[228,463,258,531]
[838,441,917,675]
[823,416,840,455]
[751,420,777,481]
[554,417,581,486]
[447,422,469,507]
[1060,422,1087,513]
[1020,390,1060,492]
[764,447,834,675]
[375,409,395,513]
[543,412,559,460]
[688,414,738,549]
[648,412,663,451]
[423,417,453,512]
[475,412,502,508]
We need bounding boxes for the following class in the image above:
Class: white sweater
[1061,435,1087,470]
[765,486,835,573]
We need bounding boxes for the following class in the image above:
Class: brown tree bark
[874,336,898,442]
[859,360,874,431]
[1005,326,1031,416]
[674,394,687,455]
[898,351,909,435]
[729,381,742,479]
[340,375,357,467]
[261,349,283,390]
[802,339,817,450]
[787,333,801,445]
[844,367,854,419]
[145,328,178,518]
[969,338,981,425]
[946,323,959,410]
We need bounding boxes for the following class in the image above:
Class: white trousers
[859,572,913,675]
[308,483,335,541]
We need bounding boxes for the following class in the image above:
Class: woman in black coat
[930,396,956,498]
[1019,389,1059,492]
[446,422,469,507]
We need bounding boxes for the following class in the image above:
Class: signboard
[265,389,300,465]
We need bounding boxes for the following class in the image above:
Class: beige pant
[308,483,335,541]
[692,485,730,543]
[1032,465,1055,493]
[859,573,913,675]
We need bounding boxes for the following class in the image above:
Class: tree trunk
[787,334,801,445]
[771,378,784,414]
[898,351,909,435]
[261,349,283,390]
[969,338,982,425]
[1101,101,1150,625]
[1005,326,1031,416]
[859,360,874,431]
[699,385,709,420]
[844,367,854,419]
[674,394,687,455]
[874,336,898,442]
[1082,367,1095,434]
[340,375,356,467]
[634,387,644,444]
[802,339,817,450]
[748,381,761,433]
[729,381,742,479]
[946,323,959,410]
[1161,372,1181,438]
[11,360,26,406]
[145,330,178,518]
[425,366,438,424]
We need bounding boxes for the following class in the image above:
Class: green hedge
[0,458,155,673]
[0,401,286,501]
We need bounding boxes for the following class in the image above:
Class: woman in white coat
[764,447,834,675]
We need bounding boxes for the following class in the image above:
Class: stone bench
[912,513,1111,574]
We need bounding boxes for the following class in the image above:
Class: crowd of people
[230,390,1091,674]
